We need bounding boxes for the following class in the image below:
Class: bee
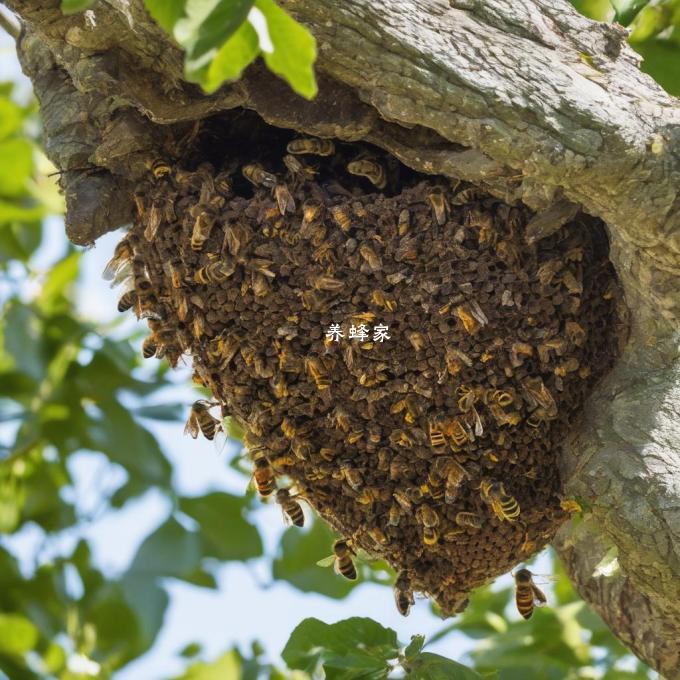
[184,400,221,440]
[513,568,548,619]
[455,511,482,529]
[457,385,483,413]
[340,461,363,492]
[347,159,386,189]
[427,187,448,225]
[330,204,352,231]
[310,275,344,291]
[407,331,426,351]
[142,334,158,359]
[397,209,410,235]
[283,154,317,181]
[537,337,568,363]
[252,456,277,497]
[287,137,335,156]
[331,406,351,432]
[429,420,447,450]
[328,539,357,580]
[446,346,473,374]
[242,163,277,188]
[537,258,563,286]
[149,158,171,179]
[214,171,233,197]
[275,488,305,527]
[509,342,533,368]
[522,377,558,419]
[565,320,587,346]
[388,504,401,526]
[368,289,395,314]
[360,244,382,271]
[416,504,439,545]
[194,259,237,284]
[393,489,412,511]
[166,260,185,288]
[480,479,520,521]
[301,199,324,227]
[117,290,137,313]
[445,418,469,448]
[554,357,579,376]
[445,460,468,504]
[190,197,224,252]
[394,572,415,616]
[390,396,420,424]
[102,238,134,281]
[274,183,295,215]
[368,527,389,545]
[305,356,331,391]
[561,270,582,295]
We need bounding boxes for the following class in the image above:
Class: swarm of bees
[105,118,624,617]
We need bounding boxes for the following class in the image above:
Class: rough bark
[2,0,679,674]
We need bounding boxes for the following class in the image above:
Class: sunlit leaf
[0,97,25,141]
[254,0,318,99]
[173,649,242,680]
[406,652,481,679]
[144,0,187,33]
[0,139,33,198]
[0,613,39,655]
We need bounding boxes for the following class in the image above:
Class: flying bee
[184,400,221,440]
[252,456,276,497]
[416,505,440,545]
[340,461,363,491]
[102,238,133,281]
[273,183,295,215]
[194,259,237,284]
[149,158,172,179]
[242,163,277,188]
[480,479,520,521]
[427,187,448,225]
[275,488,305,527]
[316,539,356,580]
[305,356,331,391]
[117,290,137,313]
[347,159,386,189]
[513,568,548,619]
[287,137,335,156]
[455,511,482,529]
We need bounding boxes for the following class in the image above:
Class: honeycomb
[107,117,624,615]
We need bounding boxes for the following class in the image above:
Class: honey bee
[391,396,420,424]
[274,183,296,215]
[102,238,134,281]
[522,377,558,419]
[287,137,335,156]
[117,290,137,313]
[394,572,414,616]
[393,489,412,511]
[194,259,237,284]
[283,154,317,181]
[149,158,172,179]
[446,346,473,374]
[554,357,579,376]
[561,270,582,295]
[397,209,410,235]
[513,568,547,619]
[416,504,440,545]
[407,331,426,351]
[359,244,382,272]
[368,527,389,545]
[388,504,401,526]
[347,159,386,189]
[189,197,224,252]
[142,334,158,359]
[340,461,363,491]
[428,420,446,450]
[275,488,305,527]
[455,511,482,529]
[305,356,331,391]
[537,337,568,363]
[445,418,469,448]
[537,258,563,286]
[310,275,344,292]
[444,460,468,504]
[330,539,357,580]
[427,187,448,225]
[480,479,520,521]
[242,163,277,188]
[330,204,352,232]
[371,289,396,311]
[252,456,277,497]
[331,406,351,432]
[565,320,587,346]
[457,385,483,413]
[184,400,221,440]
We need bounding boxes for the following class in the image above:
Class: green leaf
[223,415,245,441]
[0,139,32,199]
[173,649,242,680]
[403,635,425,660]
[632,38,680,97]
[201,20,260,92]
[128,518,203,578]
[40,641,67,674]
[254,0,318,99]
[179,492,263,560]
[0,98,25,141]
[144,0,187,33]
[406,652,482,679]
[610,0,649,24]
[60,0,95,13]
[179,642,203,659]
[3,302,46,382]
[0,199,44,225]
[0,613,39,655]
[273,519,355,598]
[282,618,399,677]
[38,251,80,312]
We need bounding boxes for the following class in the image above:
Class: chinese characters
[325,323,391,343]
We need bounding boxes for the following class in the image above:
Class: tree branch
[3,0,679,672]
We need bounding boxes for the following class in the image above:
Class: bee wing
[102,257,122,281]
[109,261,132,289]
[213,428,228,455]
[316,555,336,568]
[532,584,548,607]
[184,413,200,439]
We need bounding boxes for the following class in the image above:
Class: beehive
[107,118,624,616]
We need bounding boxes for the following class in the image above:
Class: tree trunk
[3,0,679,674]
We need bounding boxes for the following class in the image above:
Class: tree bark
[3,0,679,674]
